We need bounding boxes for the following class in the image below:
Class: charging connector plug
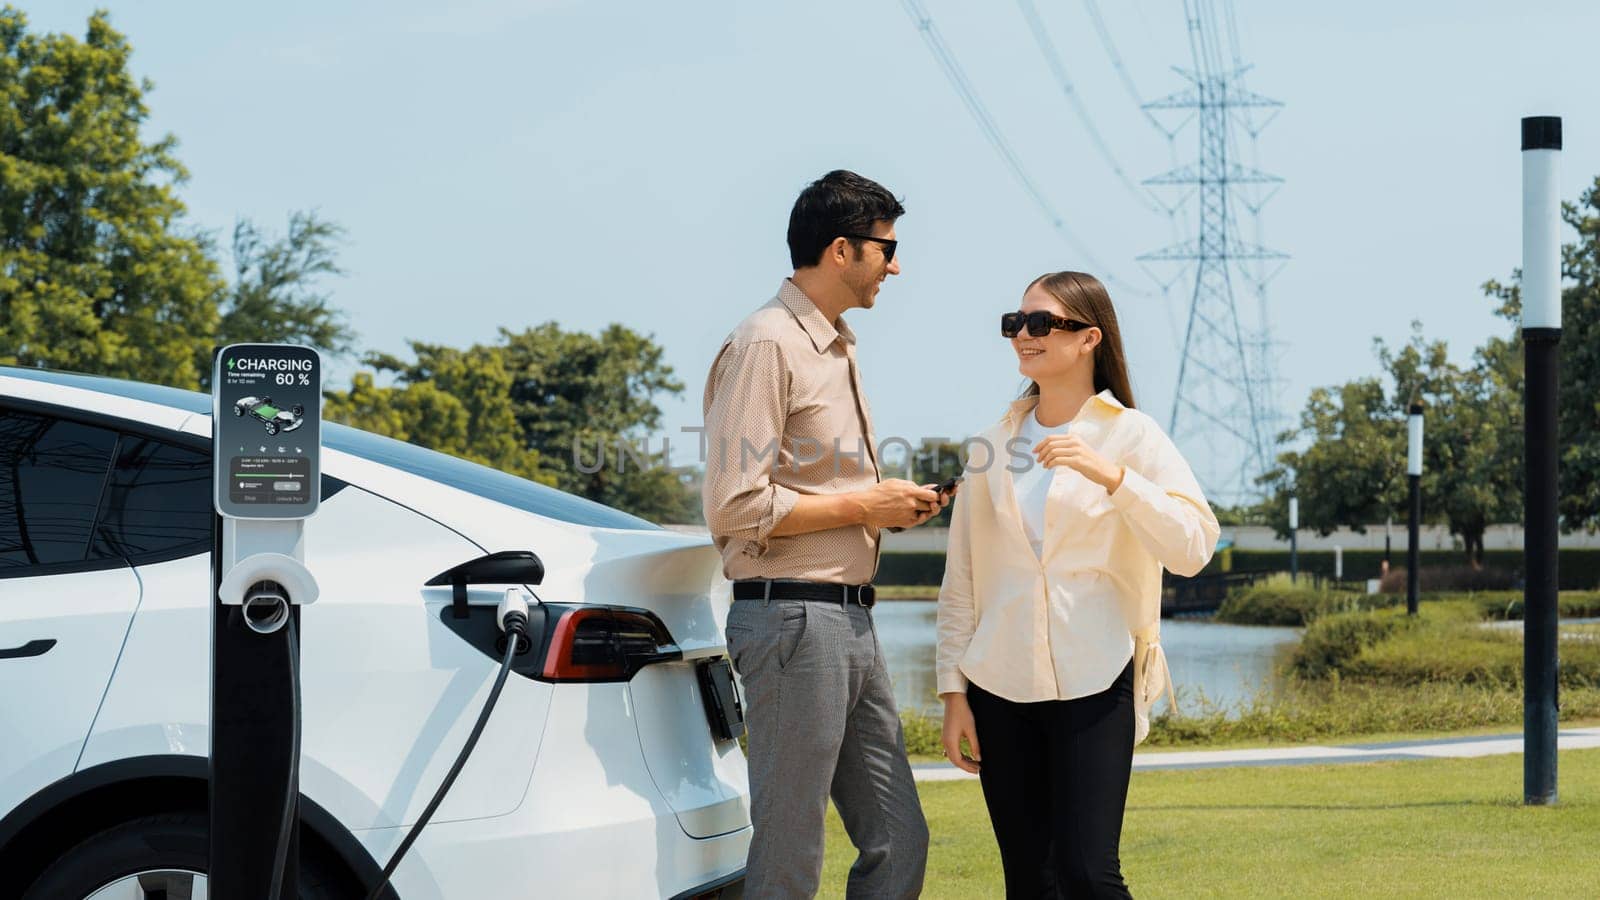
[496,588,532,656]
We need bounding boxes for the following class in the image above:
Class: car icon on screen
[233,395,304,436]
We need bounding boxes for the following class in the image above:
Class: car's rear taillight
[540,605,682,682]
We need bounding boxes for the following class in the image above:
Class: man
[702,170,951,898]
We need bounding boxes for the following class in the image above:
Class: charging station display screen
[213,343,322,519]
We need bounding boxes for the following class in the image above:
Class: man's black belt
[732,579,877,608]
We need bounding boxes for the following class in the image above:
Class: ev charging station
[210,343,323,898]
[206,342,539,898]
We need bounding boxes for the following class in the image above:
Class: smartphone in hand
[886,476,963,533]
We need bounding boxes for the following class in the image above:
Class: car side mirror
[426,550,545,618]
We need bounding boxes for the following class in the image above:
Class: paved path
[911,726,1600,781]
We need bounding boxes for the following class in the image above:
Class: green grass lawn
[902,717,1600,765]
[820,748,1600,898]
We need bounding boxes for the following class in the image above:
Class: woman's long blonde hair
[1021,271,1137,409]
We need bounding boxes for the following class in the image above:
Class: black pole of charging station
[210,349,302,898]
[210,520,301,898]
[1521,115,1562,806]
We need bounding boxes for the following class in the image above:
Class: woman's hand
[1033,433,1125,494]
[941,693,981,774]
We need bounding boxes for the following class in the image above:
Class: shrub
[1140,682,1600,747]
[1287,597,1600,687]
[1343,623,1600,689]
[1378,564,1518,593]
[900,707,944,757]
[1459,590,1600,620]
[1332,590,1600,621]
[1344,629,1525,688]
[1215,573,1374,626]
[1289,606,1424,678]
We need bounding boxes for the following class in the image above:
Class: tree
[1258,377,1403,541]
[1376,328,1522,565]
[1269,176,1600,553]
[325,351,549,483]
[1261,324,1521,566]
[350,324,698,523]
[0,10,355,389]
[499,323,694,522]
[216,210,356,372]
[1483,175,1600,533]
[493,323,682,453]
[0,7,221,388]
[1211,502,1269,527]
[1557,181,1600,532]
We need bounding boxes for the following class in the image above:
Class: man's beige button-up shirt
[701,280,882,584]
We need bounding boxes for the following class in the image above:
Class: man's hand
[940,692,981,774]
[854,479,947,530]
[921,481,958,524]
[1033,434,1125,494]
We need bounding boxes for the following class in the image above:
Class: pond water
[872,600,1301,717]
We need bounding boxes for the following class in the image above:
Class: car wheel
[22,812,352,900]
[234,406,244,416]
[266,422,279,435]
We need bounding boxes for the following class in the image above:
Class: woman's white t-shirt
[1012,409,1065,557]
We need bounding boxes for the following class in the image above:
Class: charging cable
[233,579,299,900]
[365,590,532,900]
[268,612,300,900]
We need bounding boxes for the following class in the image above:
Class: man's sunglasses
[1001,310,1092,338]
[842,234,897,262]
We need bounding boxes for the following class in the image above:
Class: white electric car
[0,366,750,899]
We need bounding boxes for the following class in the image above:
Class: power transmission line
[1223,0,1244,71]
[1081,0,1176,138]
[1075,0,1194,347]
[899,0,1146,295]
[1013,0,1162,214]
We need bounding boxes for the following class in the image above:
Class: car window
[91,436,212,562]
[0,411,119,569]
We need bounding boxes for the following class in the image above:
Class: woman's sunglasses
[1000,310,1092,338]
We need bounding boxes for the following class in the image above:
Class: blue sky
[29,1,1600,478]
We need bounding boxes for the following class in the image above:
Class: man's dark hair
[786,170,905,269]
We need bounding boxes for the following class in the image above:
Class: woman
[936,271,1219,898]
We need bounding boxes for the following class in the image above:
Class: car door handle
[0,639,56,660]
